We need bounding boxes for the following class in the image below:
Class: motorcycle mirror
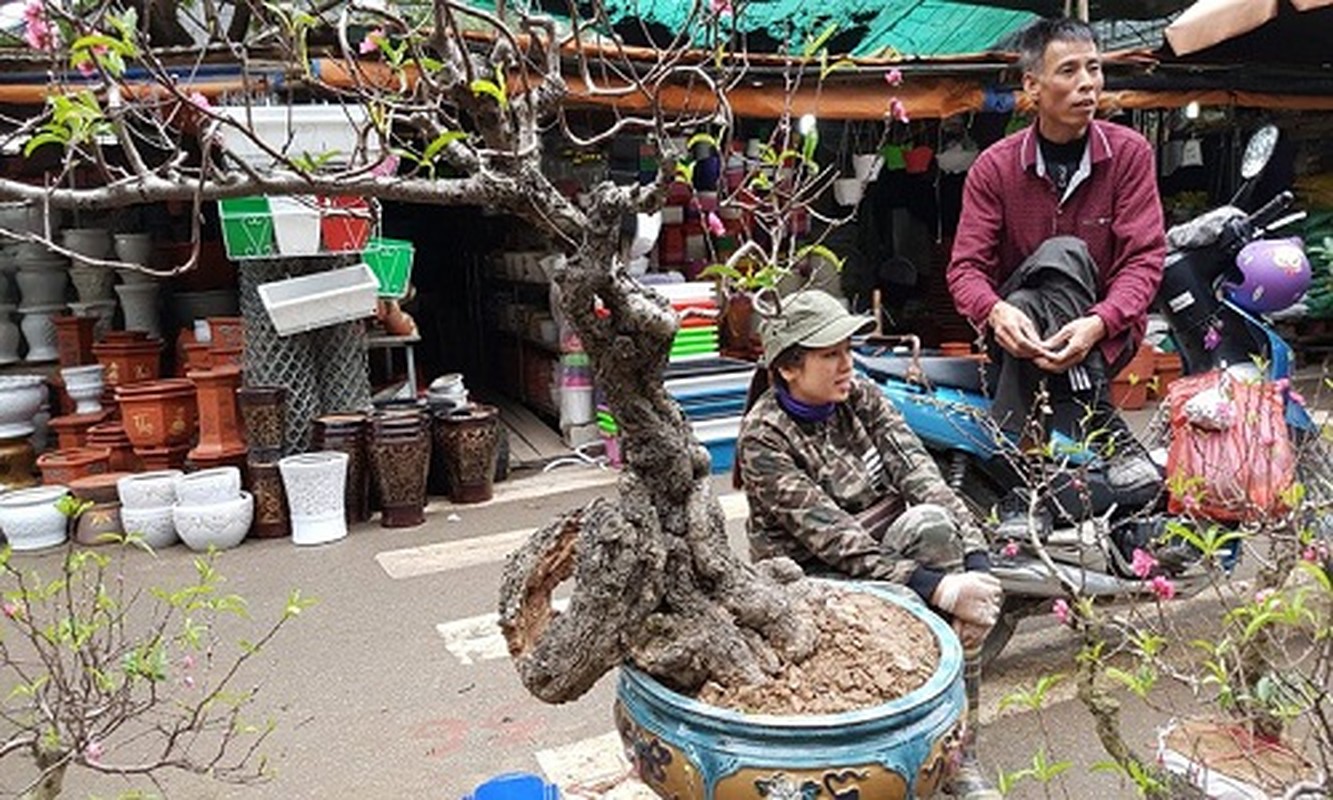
[1240,124,1279,181]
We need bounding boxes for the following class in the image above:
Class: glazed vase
[237,385,287,460]
[615,585,965,800]
[18,304,64,363]
[187,364,247,462]
[311,413,369,524]
[368,411,430,528]
[432,404,501,504]
[245,460,291,539]
[278,451,349,546]
[114,281,162,339]
[0,485,71,551]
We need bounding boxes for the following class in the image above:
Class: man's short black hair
[1016,17,1099,75]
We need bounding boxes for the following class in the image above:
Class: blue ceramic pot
[615,584,964,799]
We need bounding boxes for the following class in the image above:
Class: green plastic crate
[363,237,414,298]
[218,196,276,259]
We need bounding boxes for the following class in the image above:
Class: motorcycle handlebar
[1248,191,1295,231]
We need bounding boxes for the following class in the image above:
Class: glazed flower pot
[311,414,368,524]
[615,585,964,800]
[0,485,71,551]
[0,374,48,438]
[116,469,184,509]
[245,460,290,539]
[119,504,178,548]
[237,385,287,458]
[174,466,242,505]
[93,336,163,388]
[173,491,254,552]
[433,405,501,504]
[116,379,198,448]
[206,317,244,351]
[368,424,429,528]
[114,281,162,339]
[278,451,349,546]
[18,304,65,363]
[48,411,110,450]
[187,364,246,462]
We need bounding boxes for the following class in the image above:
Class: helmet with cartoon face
[1224,238,1311,314]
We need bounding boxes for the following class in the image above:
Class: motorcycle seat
[853,352,986,394]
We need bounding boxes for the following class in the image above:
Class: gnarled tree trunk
[498,198,819,703]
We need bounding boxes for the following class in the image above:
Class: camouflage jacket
[738,375,988,583]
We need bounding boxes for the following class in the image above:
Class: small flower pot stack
[69,471,131,546]
[171,467,254,552]
[116,470,183,549]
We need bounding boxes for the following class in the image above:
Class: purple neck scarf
[776,385,836,424]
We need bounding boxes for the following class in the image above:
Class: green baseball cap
[759,290,875,367]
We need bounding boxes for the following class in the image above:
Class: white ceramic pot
[113,233,152,266]
[269,197,321,256]
[118,504,178,549]
[852,153,884,183]
[833,177,865,207]
[113,281,161,339]
[13,243,65,271]
[18,304,64,363]
[68,265,116,303]
[0,374,46,438]
[174,467,242,506]
[60,365,105,415]
[0,485,70,551]
[62,228,113,260]
[68,300,117,341]
[16,268,69,307]
[117,469,185,509]
[278,451,349,546]
[173,491,254,552]
[0,305,20,365]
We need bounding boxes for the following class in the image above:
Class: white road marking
[536,732,654,799]
[435,598,569,665]
[378,492,749,580]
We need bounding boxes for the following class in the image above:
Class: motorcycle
[851,124,1321,663]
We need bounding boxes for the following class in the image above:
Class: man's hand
[1036,315,1107,373]
[987,301,1052,361]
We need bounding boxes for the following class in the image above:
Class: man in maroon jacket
[948,17,1165,462]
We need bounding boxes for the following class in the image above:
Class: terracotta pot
[237,385,287,458]
[181,341,212,374]
[311,413,369,524]
[86,422,141,473]
[69,471,129,505]
[187,364,246,462]
[1151,351,1183,399]
[48,409,111,450]
[93,338,163,388]
[938,341,973,358]
[367,429,430,528]
[1109,378,1147,411]
[206,316,244,350]
[209,345,243,369]
[432,404,500,504]
[116,379,198,449]
[133,444,190,471]
[69,471,132,546]
[52,314,97,367]
[37,446,112,486]
[0,436,39,489]
[245,460,290,539]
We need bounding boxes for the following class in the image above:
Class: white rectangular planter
[214,105,375,166]
[268,196,322,256]
[258,263,379,336]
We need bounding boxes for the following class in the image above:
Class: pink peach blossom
[1,602,18,619]
[1052,598,1071,625]
[1131,548,1158,579]
[888,97,910,124]
[360,29,386,55]
[83,739,103,763]
[1150,575,1176,601]
[884,68,903,87]
[23,0,57,51]
[1002,540,1020,558]
[705,211,725,237]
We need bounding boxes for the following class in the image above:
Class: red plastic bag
[1165,370,1294,522]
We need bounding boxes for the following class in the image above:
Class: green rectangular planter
[219,196,276,259]
[363,237,415,298]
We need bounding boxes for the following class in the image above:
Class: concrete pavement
[1,431,1234,799]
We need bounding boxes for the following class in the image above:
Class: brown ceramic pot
[432,404,500,504]
[116,379,198,449]
[206,317,244,350]
[181,341,212,375]
[237,385,287,459]
[245,460,290,539]
[93,337,163,388]
[37,446,112,486]
[367,429,430,528]
[133,444,190,471]
[53,315,98,368]
[187,364,246,462]
[311,413,370,524]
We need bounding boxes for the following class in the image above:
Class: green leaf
[802,21,839,58]
[793,244,845,271]
[820,56,857,80]
[23,131,70,157]
[699,264,746,283]
[686,132,718,152]
[421,131,466,163]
